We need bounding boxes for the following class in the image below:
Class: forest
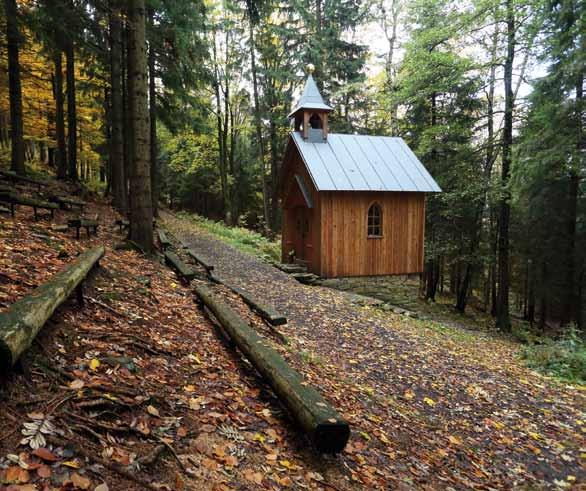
[0,0,584,333]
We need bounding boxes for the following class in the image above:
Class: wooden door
[293,207,311,260]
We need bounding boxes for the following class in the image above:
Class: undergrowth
[176,211,281,262]
[517,326,586,384]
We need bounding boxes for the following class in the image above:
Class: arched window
[367,203,382,237]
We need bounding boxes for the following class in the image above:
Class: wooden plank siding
[319,191,425,278]
[281,140,426,278]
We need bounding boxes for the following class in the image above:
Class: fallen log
[164,251,195,282]
[193,283,349,453]
[0,246,105,370]
[186,248,214,273]
[210,273,286,326]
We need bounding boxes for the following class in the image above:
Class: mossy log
[193,283,349,453]
[210,273,286,326]
[0,246,105,370]
[164,251,195,282]
[186,248,214,273]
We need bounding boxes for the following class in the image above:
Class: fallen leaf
[89,359,100,371]
[146,405,160,417]
[69,379,85,390]
[37,464,52,478]
[424,397,436,406]
[71,472,91,489]
[32,447,59,462]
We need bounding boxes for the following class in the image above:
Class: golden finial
[306,63,315,74]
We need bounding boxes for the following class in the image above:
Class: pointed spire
[288,74,333,118]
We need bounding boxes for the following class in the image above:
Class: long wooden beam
[193,283,349,453]
[0,246,105,370]
[210,272,287,326]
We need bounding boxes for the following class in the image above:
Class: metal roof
[288,75,333,118]
[290,132,441,193]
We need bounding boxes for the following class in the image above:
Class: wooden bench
[157,230,172,251]
[187,248,214,274]
[0,169,47,191]
[0,191,59,220]
[114,219,129,232]
[49,195,86,211]
[68,218,99,239]
[164,251,195,282]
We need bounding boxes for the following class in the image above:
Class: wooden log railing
[193,283,349,453]
[164,251,196,282]
[186,248,214,274]
[210,272,287,326]
[0,246,105,370]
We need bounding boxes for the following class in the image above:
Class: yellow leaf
[62,460,81,469]
[360,431,371,441]
[424,397,436,406]
[279,460,293,470]
[448,435,462,445]
[89,359,100,371]
[404,390,415,400]
[528,431,542,441]
[253,433,265,443]
[184,385,196,393]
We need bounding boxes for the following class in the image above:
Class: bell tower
[288,71,333,142]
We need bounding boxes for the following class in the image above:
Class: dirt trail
[163,210,585,490]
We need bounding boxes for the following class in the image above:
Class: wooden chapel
[280,74,441,278]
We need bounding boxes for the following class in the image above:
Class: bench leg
[33,207,38,220]
[10,203,15,217]
[76,227,80,239]
[76,283,84,307]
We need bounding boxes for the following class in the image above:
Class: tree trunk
[148,14,158,216]
[4,0,25,175]
[248,17,270,232]
[110,1,126,211]
[52,51,68,179]
[496,0,515,331]
[127,0,153,252]
[65,35,77,180]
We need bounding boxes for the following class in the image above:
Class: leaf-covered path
[163,211,585,490]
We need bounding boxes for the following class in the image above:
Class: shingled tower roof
[288,74,333,118]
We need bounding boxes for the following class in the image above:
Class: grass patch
[177,211,281,262]
[519,326,586,384]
